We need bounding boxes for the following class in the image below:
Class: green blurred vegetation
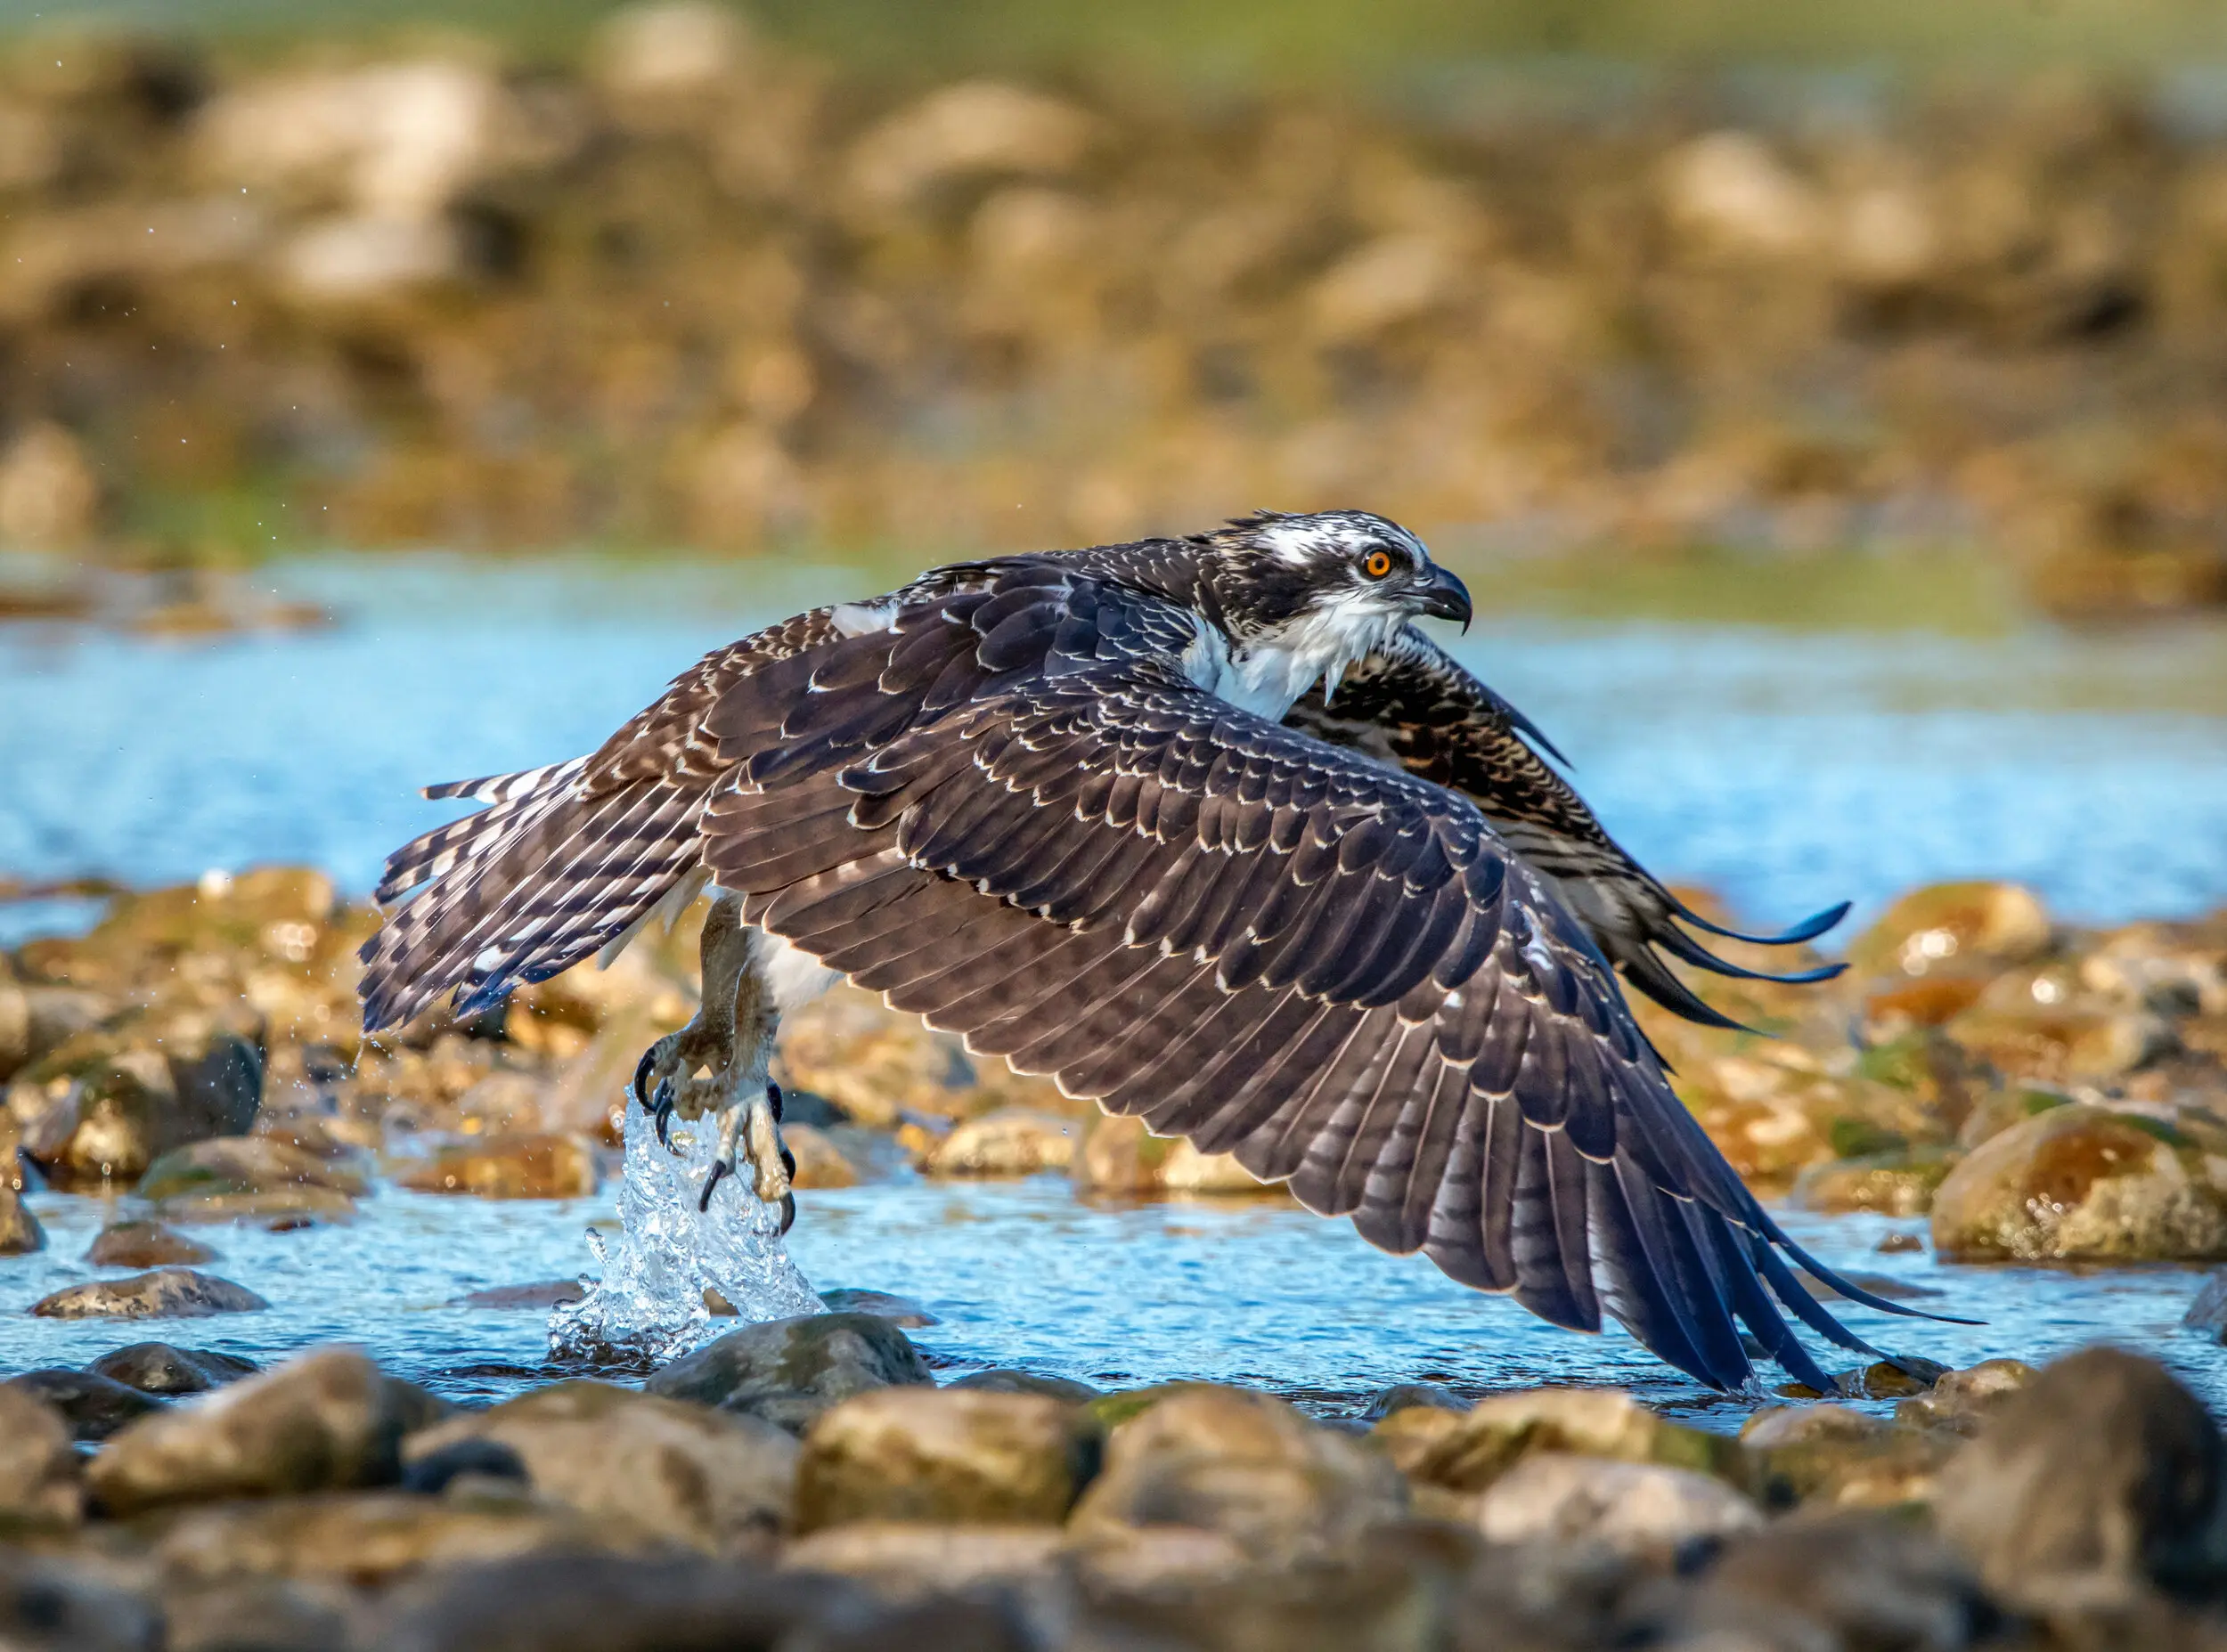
[6,0,2227,77]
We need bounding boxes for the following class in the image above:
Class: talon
[653,1082,676,1149]
[767,1081,784,1123]
[632,1046,657,1111]
[780,1143,797,1182]
[778,1193,796,1235]
[697,1160,730,1213]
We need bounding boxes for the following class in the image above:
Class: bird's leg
[630,894,752,1134]
[630,897,796,1225]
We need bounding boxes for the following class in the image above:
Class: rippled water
[4,553,2227,1416]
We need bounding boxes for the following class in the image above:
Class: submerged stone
[817,1287,939,1327]
[4,1368,167,1441]
[86,1218,214,1267]
[89,1341,259,1395]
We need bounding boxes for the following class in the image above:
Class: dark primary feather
[1284,626,1848,1031]
[359,525,1945,1393]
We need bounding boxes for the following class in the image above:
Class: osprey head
[1181,509,1472,716]
[1199,509,1472,636]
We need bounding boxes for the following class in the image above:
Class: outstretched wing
[693,564,1932,1392]
[1285,629,1847,1031]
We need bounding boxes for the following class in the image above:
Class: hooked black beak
[1415,564,1472,631]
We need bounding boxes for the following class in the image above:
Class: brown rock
[1742,1403,1954,1507]
[1073,1113,1283,1197]
[156,1492,649,1587]
[404,1380,799,1551]
[139,1135,363,1224]
[0,1384,83,1523]
[1895,1358,2036,1436]
[29,1266,268,1320]
[0,1550,156,1649]
[1070,1386,1407,1561]
[949,1369,1100,1404]
[1930,1103,2227,1261]
[1945,998,2176,1085]
[1475,1453,1760,1552]
[1846,882,2053,979]
[783,1121,860,1189]
[88,1346,416,1515]
[781,1521,1064,1600]
[0,1182,44,1253]
[1375,1386,1748,1495]
[86,1218,214,1267]
[924,1108,1081,1177]
[795,1387,1097,1532]
[1791,1147,1959,1216]
[447,1280,584,1310]
[394,1132,599,1199]
[1933,1347,2227,1611]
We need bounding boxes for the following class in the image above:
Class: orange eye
[1362,549,1394,579]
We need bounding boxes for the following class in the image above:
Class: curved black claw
[653,1083,676,1150]
[697,1159,730,1214]
[767,1081,784,1123]
[779,1143,797,1181]
[778,1193,797,1235]
[631,1046,657,1111]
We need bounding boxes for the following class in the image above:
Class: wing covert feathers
[360,549,1937,1394]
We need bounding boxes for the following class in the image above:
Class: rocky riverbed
[6,6,2227,618]
[4,866,2227,1645]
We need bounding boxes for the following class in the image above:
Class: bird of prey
[359,509,1939,1392]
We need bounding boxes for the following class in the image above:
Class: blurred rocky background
[5,0,2227,617]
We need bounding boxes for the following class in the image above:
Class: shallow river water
[4,553,2227,1422]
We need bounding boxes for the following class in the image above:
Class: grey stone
[29,1266,268,1319]
[949,1368,1101,1404]
[819,1287,940,1327]
[1473,1453,1761,1555]
[88,1340,259,1395]
[86,1219,214,1268]
[0,1182,44,1253]
[1932,1345,2227,1611]
[646,1311,932,1434]
[0,1550,157,1650]
[1363,1381,1466,1421]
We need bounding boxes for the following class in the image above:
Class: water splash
[550,1095,822,1366]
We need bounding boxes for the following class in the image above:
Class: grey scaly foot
[695,1081,795,1215]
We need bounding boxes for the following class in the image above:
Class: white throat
[1181,601,1399,720]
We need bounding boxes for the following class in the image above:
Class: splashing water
[550,1095,823,1365]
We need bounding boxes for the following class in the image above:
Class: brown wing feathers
[683,571,1937,1392]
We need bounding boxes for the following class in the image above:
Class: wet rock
[0,1182,44,1253]
[1877,1230,1928,1253]
[156,1492,648,1587]
[786,1121,861,1189]
[29,1266,268,1320]
[4,1368,167,1441]
[448,1280,584,1310]
[1846,881,2054,979]
[924,1108,1081,1177]
[1945,996,2177,1085]
[949,1369,1101,1404]
[394,1132,600,1199]
[10,1010,264,1190]
[1073,1113,1283,1197]
[2188,1271,2227,1338]
[0,1384,83,1523]
[645,1311,933,1434]
[795,1387,1099,1532]
[88,1341,259,1395]
[782,1520,1065,1599]
[0,981,110,1084]
[819,1287,939,1326]
[1476,1453,1760,1553]
[1070,1386,1407,1561]
[87,1345,418,1515]
[1791,1145,1959,1216]
[368,1552,877,1652]
[0,1550,157,1650]
[1896,1357,2038,1436]
[86,1219,213,1267]
[138,1136,363,1224]
[1373,1386,1747,1494]
[1930,1103,2227,1261]
[1955,1083,2077,1150]
[399,1436,529,1495]
[403,1380,799,1551]
[1363,1382,1467,1421]
[1933,1347,2227,1611]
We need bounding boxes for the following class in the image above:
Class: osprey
[360,509,1941,1392]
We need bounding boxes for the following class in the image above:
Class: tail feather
[358,763,710,1033]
